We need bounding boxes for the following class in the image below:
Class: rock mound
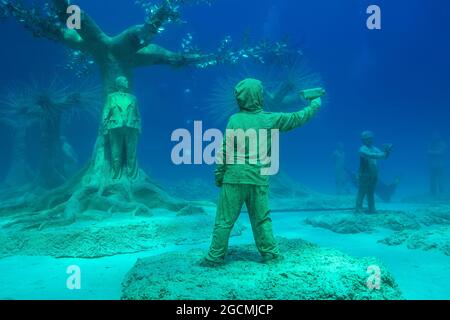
[121,238,402,300]
[305,211,421,234]
[379,226,450,256]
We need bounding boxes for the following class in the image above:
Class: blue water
[1,0,449,195]
[0,0,449,300]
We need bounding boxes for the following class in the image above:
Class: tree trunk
[2,56,191,229]
[83,56,133,184]
[100,53,134,95]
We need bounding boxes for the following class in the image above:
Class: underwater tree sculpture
[31,80,100,188]
[0,0,290,229]
[0,93,35,189]
[0,79,99,191]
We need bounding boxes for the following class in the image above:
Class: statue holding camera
[355,131,393,213]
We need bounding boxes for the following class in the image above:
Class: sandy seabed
[0,199,449,300]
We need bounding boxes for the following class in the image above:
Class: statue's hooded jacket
[215,78,321,186]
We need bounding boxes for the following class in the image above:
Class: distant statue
[428,133,447,197]
[355,131,393,213]
[332,142,351,195]
[102,76,141,180]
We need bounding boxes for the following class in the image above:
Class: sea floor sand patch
[0,208,244,258]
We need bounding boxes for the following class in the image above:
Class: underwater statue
[355,131,393,213]
[347,169,399,203]
[203,79,324,265]
[428,133,447,197]
[102,77,141,180]
[332,142,351,195]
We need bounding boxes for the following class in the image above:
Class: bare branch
[133,44,214,67]
[1,0,63,40]
[60,29,88,51]
[133,38,292,69]
[1,0,108,52]
[110,24,154,57]
[121,0,215,55]
[52,0,109,48]
[50,0,70,24]
[111,1,181,56]
[77,11,110,47]
[1,0,86,50]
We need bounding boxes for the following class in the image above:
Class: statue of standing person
[102,76,141,180]
[203,79,323,266]
[428,133,447,197]
[332,142,351,195]
[355,131,393,213]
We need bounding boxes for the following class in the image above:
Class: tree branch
[133,39,292,69]
[60,29,88,51]
[77,11,110,47]
[51,0,70,24]
[111,24,154,57]
[133,44,214,68]
[1,0,86,50]
[52,0,109,49]
[111,1,180,56]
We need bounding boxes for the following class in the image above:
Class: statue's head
[234,78,264,113]
[361,131,374,146]
[115,76,129,92]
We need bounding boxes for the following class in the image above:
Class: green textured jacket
[215,78,321,186]
[102,92,141,134]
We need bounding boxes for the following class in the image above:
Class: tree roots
[1,167,188,230]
